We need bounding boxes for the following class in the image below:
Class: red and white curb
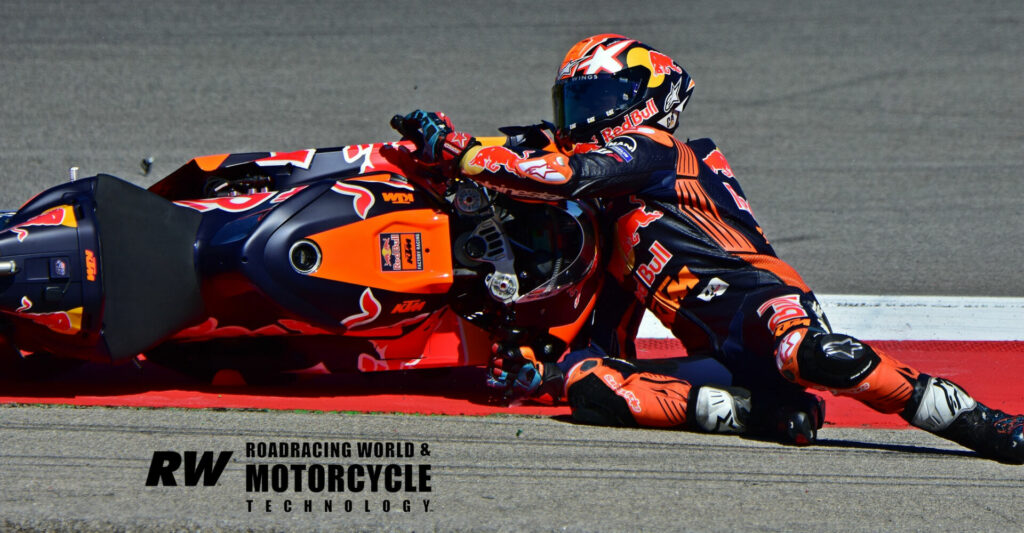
[638,295,1024,341]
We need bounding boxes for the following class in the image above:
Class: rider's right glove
[486,343,565,404]
[395,110,477,164]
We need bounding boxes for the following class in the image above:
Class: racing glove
[487,343,565,404]
[394,110,477,164]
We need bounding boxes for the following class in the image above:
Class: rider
[396,34,1024,463]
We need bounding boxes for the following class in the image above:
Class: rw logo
[145,451,233,487]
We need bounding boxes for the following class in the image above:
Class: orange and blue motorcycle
[0,127,601,383]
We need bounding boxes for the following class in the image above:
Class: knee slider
[783,332,880,390]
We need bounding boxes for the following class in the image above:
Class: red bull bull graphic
[331,182,375,219]
[703,148,735,178]
[617,196,663,250]
[17,306,84,335]
[6,205,78,242]
[648,50,682,76]
[466,146,529,175]
[611,196,663,278]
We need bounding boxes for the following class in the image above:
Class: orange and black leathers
[461,126,923,418]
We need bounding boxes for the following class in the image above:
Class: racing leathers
[457,124,1024,463]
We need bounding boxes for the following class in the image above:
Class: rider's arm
[459,128,680,201]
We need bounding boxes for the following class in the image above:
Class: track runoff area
[2,295,1022,429]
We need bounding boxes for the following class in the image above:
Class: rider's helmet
[552,34,694,149]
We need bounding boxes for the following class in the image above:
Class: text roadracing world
[146,440,434,514]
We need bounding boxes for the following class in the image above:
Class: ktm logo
[392,300,426,314]
[84,249,97,281]
[382,192,414,204]
[403,238,415,265]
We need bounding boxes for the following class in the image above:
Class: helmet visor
[552,71,645,132]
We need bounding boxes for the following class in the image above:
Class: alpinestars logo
[822,338,863,360]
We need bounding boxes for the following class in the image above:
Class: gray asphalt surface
[1,1,1022,531]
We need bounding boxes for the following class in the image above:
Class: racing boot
[692,385,752,434]
[902,375,1024,464]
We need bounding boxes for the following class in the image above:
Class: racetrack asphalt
[1,1,1022,531]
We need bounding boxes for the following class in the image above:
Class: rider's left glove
[487,343,566,404]
[400,110,477,164]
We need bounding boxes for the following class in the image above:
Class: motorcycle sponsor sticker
[379,233,423,272]
[382,192,414,204]
[84,249,97,281]
[392,299,426,314]
[599,141,634,163]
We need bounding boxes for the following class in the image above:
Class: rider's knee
[775,329,880,389]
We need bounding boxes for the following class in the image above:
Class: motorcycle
[0,124,602,383]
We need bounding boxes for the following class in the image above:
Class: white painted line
[637,295,1024,341]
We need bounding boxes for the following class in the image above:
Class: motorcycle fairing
[307,208,453,295]
[190,173,454,336]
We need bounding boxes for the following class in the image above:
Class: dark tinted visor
[552,70,645,131]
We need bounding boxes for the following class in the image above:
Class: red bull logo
[648,50,682,75]
[616,197,663,250]
[600,98,658,143]
[703,149,735,178]
[18,306,83,335]
[7,205,78,242]
[466,146,528,174]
